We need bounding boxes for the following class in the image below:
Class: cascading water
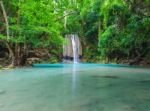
[63,34,82,63]
[71,34,80,63]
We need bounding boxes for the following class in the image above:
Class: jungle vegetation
[0,0,150,66]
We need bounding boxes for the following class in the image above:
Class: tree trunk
[0,0,15,66]
[6,43,15,66]
[0,0,9,39]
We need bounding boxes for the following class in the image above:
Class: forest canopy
[0,0,150,66]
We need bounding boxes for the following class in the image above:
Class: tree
[0,0,15,66]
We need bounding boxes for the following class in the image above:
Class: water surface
[0,64,150,111]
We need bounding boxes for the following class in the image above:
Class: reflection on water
[72,64,77,96]
[0,64,150,111]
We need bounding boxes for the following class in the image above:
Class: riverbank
[0,64,16,71]
[1,62,150,71]
[0,56,150,70]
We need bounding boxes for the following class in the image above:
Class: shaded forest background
[0,0,150,67]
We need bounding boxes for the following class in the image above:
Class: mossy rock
[7,64,15,69]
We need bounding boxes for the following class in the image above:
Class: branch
[55,11,78,21]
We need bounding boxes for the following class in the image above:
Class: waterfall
[71,34,79,63]
[63,34,82,63]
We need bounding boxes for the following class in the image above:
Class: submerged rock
[0,90,6,95]
[102,75,119,78]
[92,75,120,79]
[140,80,150,83]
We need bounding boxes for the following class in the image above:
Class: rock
[63,34,82,63]
[2,64,15,70]
[0,58,4,61]
[7,64,15,69]
[27,57,41,65]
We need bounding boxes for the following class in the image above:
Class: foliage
[98,0,150,62]
[0,0,150,65]
[0,0,64,65]
[11,0,63,46]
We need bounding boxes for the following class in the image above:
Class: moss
[0,65,3,70]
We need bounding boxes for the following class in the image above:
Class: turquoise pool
[0,64,150,111]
